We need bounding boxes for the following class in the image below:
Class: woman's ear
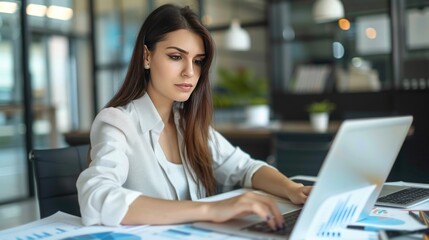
[143,45,150,65]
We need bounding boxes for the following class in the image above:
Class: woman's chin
[174,94,192,102]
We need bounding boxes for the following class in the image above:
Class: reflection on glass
[96,68,126,111]
[365,27,377,39]
[407,8,429,49]
[338,18,350,31]
[0,2,29,203]
[204,0,265,27]
[332,42,344,59]
[356,14,390,55]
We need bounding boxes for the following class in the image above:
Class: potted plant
[306,100,336,132]
[213,67,269,126]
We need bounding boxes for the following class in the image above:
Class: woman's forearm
[251,166,299,200]
[120,166,310,227]
[121,178,292,230]
[121,195,211,225]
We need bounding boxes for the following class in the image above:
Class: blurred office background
[0,0,428,228]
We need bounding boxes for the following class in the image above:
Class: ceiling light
[224,19,250,51]
[313,0,344,23]
[338,18,350,30]
[47,5,73,20]
[27,4,47,17]
[0,1,18,14]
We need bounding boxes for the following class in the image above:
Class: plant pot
[310,112,329,132]
[245,105,270,126]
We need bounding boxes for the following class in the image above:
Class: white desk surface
[0,179,428,240]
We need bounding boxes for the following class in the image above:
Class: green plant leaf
[306,100,336,113]
[213,67,268,108]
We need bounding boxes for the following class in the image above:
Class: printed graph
[62,231,140,240]
[306,185,376,239]
[2,222,80,240]
[317,195,358,238]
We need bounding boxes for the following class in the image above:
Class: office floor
[0,198,39,231]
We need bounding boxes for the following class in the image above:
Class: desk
[215,121,341,162]
[63,121,341,144]
[214,121,341,135]
[0,185,427,240]
[62,121,340,161]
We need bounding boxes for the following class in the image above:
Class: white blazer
[76,94,270,226]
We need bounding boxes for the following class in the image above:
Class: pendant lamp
[224,19,251,51]
[313,0,344,23]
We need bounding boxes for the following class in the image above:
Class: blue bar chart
[317,195,358,238]
[306,185,377,239]
[3,222,80,240]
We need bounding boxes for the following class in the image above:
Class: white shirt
[76,94,271,226]
[163,161,190,200]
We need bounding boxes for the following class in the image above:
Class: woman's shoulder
[91,106,140,143]
[95,106,131,122]
[93,106,138,132]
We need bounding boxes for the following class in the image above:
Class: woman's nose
[182,61,194,78]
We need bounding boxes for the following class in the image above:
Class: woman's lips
[175,83,193,91]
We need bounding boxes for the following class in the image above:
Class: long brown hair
[105,4,216,196]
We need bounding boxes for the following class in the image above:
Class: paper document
[352,207,427,231]
[0,212,149,240]
[306,184,377,239]
[0,211,251,240]
[127,224,248,240]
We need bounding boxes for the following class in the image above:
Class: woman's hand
[207,191,285,231]
[251,166,313,205]
[286,183,312,205]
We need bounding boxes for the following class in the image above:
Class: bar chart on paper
[316,196,358,237]
[62,231,140,240]
[130,225,248,240]
[307,185,377,239]
[1,222,81,240]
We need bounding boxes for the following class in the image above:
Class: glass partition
[0,0,91,203]
[403,0,429,91]
[270,0,393,94]
[0,0,28,203]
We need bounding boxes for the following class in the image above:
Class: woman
[76,4,311,231]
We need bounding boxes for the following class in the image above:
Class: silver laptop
[289,179,429,209]
[193,116,413,240]
[376,185,429,208]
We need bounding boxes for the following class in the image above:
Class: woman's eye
[169,55,181,60]
[194,59,204,65]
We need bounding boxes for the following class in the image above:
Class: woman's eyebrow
[166,46,205,57]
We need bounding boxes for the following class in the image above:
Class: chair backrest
[273,132,335,177]
[29,144,89,218]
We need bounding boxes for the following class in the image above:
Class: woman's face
[145,29,205,106]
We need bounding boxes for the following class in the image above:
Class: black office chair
[272,132,335,177]
[29,144,89,218]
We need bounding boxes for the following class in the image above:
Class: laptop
[193,116,413,240]
[376,185,429,208]
[293,176,429,209]
[293,178,429,209]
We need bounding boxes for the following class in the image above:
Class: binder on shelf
[292,64,333,93]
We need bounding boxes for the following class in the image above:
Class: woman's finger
[302,186,312,195]
[241,192,284,230]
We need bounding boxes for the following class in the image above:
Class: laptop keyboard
[242,209,301,236]
[377,187,429,206]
